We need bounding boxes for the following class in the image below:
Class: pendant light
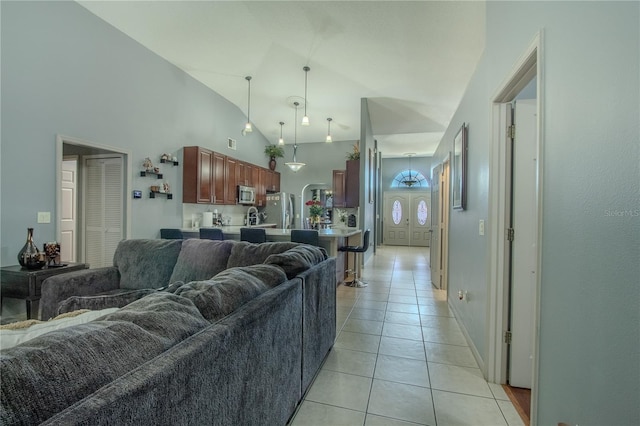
[285,102,306,172]
[278,121,285,145]
[325,118,333,143]
[401,153,419,187]
[301,66,310,126]
[242,76,253,135]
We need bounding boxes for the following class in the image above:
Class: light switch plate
[37,211,51,223]
[479,219,485,236]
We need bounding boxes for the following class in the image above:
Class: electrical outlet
[37,212,51,223]
[479,219,485,236]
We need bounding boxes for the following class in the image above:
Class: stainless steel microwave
[237,185,256,205]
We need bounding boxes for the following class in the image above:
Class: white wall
[433,1,639,425]
[0,2,355,266]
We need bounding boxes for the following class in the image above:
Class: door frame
[440,156,450,292]
[55,134,132,263]
[485,32,544,424]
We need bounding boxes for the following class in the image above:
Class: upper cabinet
[183,146,276,205]
[183,146,214,204]
[345,160,360,207]
[332,169,346,208]
[212,152,226,205]
[266,170,280,193]
[224,156,238,204]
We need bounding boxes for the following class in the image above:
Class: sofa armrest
[39,267,120,320]
[296,257,336,394]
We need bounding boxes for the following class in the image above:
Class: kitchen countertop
[181,226,360,239]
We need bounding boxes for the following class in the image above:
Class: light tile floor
[290,246,524,426]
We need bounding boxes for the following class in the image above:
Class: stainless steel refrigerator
[263,192,295,229]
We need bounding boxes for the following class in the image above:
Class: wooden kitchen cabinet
[266,170,280,193]
[212,152,226,205]
[256,168,267,207]
[183,146,214,203]
[183,146,226,204]
[225,156,238,204]
[332,169,346,207]
[237,161,253,187]
[345,159,360,207]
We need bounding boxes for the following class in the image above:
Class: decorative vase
[18,228,46,269]
[269,156,277,171]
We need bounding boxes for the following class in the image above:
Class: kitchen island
[181,226,361,285]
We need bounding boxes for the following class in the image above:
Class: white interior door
[409,193,431,247]
[439,160,450,290]
[383,193,409,245]
[84,156,124,268]
[430,165,441,284]
[509,99,537,388]
[60,158,78,262]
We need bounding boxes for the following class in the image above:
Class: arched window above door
[391,170,429,188]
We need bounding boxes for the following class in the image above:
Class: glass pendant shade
[301,66,310,126]
[285,102,305,172]
[278,121,284,145]
[325,118,333,143]
[243,76,253,134]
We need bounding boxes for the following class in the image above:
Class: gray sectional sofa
[0,238,336,425]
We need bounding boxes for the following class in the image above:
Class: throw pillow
[172,266,283,322]
[114,239,183,290]
[264,245,328,279]
[169,239,234,284]
[226,241,299,268]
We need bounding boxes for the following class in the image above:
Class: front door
[383,193,409,245]
[409,193,431,247]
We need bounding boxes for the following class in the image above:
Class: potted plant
[305,200,323,229]
[264,144,285,170]
[346,141,360,161]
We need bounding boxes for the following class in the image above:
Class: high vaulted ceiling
[78,1,485,158]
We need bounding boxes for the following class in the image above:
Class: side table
[1,263,89,320]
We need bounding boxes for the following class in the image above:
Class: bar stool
[290,229,319,246]
[160,228,183,239]
[338,229,370,287]
[200,228,224,240]
[240,227,267,243]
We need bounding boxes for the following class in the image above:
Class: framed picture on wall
[452,123,467,210]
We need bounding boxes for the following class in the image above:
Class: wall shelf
[160,158,179,166]
[140,170,163,179]
[149,191,172,199]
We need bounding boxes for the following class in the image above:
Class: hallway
[291,245,524,425]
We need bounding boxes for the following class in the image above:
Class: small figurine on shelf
[161,153,170,161]
[163,181,171,194]
[44,242,61,266]
[143,157,154,172]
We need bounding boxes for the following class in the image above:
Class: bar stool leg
[351,252,367,288]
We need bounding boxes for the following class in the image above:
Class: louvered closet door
[85,156,124,268]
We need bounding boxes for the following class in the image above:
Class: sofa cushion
[99,292,210,342]
[226,241,299,268]
[169,239,234,284]
[56,288,157,315]
[0,292,207,425]
[264,245,328,279]
[114,239,183,290]
[172,265,286,322]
